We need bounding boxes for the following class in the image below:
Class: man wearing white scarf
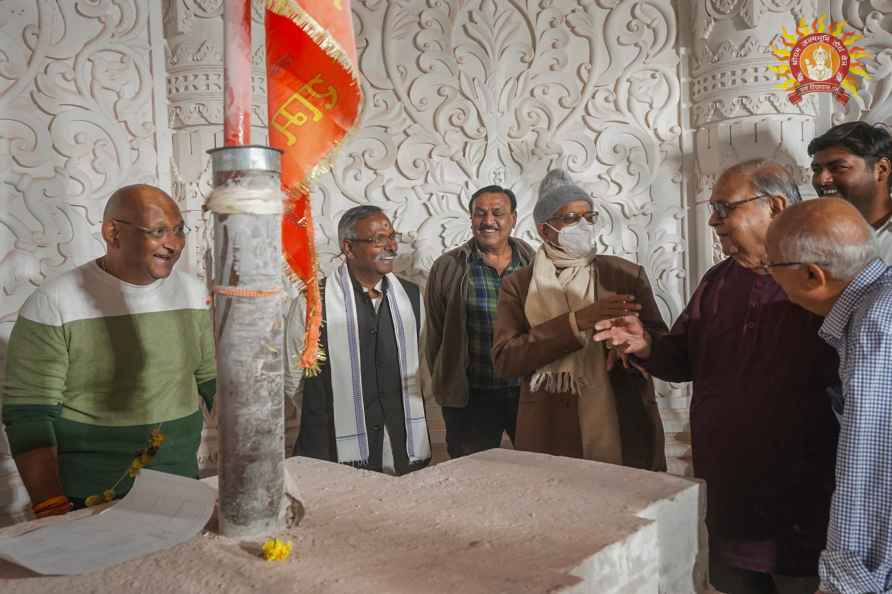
[492,170,666,469]
[284,206,431,475]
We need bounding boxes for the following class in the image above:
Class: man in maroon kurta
[595,159,838,594]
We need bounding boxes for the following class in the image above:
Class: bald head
[100,184,185,285]
[103,184,178,223]
[768,197,877,282]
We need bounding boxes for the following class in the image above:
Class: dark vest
[296,274,428,475]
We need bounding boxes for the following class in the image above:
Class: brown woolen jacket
[424,237,535,408]
[491,256,668,471]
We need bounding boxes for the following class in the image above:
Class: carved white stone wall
[829,0,892,125]
[0,1,171,525]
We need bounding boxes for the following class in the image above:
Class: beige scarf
[523,243,622,464]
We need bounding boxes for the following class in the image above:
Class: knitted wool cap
[532,169,593,225]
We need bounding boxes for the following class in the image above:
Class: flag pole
[223,0,252,146]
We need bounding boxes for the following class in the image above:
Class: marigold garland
[261,538,294,561]
[85,425,165,507]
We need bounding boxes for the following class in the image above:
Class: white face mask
[549,220,597,258]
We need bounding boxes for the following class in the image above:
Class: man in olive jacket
[424,185,535,458]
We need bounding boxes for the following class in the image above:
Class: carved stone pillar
[689,0,819,278]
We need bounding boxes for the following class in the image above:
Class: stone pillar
[208,146,286,538]
[689,0,819,280]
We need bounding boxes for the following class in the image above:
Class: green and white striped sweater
[2,260,216,504]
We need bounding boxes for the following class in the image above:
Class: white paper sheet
[0,469,216,575]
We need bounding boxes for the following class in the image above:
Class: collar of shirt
[876,212,892,236]
[820,258,887,344]
[468,240,485,263]
[348,271,388,295]
[364,278,384,293]
[468,239,520,269]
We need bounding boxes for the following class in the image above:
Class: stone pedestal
[1,450,710,594]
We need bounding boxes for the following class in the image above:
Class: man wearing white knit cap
[491,169,666,470]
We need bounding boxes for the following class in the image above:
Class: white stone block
[1,449,710,594]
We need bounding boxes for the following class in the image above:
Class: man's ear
[875,156,891,186]
[341,239,354,260]
[768,195,788,218]
[804,263,829,289]
[101,220,118,246]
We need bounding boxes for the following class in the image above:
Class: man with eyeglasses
[809,122,892,260]
[284,205,430,475]
[594,159,838,594]
[491,169,667,470]
[424,184,534,458]
[2,184,216,517]
[765,197,892,594]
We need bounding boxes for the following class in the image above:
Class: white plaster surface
[0,449,709,594]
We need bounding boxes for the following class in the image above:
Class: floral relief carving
[831,0,892,124]
[709,0,744,16]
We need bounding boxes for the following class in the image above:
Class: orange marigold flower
[103,489,115,502]
[128,459,144,477]
[150,429,165,448]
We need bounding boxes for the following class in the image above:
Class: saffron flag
[266,0,362,373]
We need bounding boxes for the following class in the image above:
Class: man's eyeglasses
[757,261,829,275]
[549,211,599,226]
[701,194,769,219]
[348,232,402,248]
[113,219,190,239]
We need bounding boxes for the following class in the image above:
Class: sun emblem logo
[770,16,870,105]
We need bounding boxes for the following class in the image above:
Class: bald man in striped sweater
[2,185,215,517]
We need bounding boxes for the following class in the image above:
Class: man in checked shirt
[424,185,534,457]
[767,196,892,594]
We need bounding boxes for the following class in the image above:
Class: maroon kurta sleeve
[635,264,720,383]
[631,264,669,342]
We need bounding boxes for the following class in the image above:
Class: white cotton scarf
[325,263,431,465]
[523,244,622,463]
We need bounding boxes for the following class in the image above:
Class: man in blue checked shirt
[766,197,892,594]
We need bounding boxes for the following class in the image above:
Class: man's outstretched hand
[594,315,652,361]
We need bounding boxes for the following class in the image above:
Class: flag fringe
[267,0,361,85]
